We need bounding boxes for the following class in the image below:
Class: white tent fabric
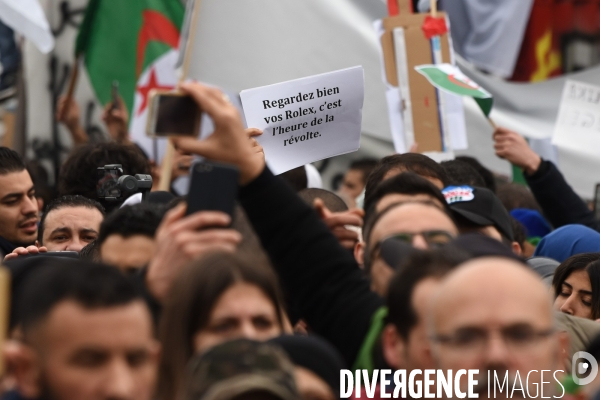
[458,57,600,199]
[0,0,54,54]
[185,0,390,141]
[182,0,600,199]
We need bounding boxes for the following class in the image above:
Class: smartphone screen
[152,94,201,136]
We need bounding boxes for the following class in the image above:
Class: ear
[354,241,364,267]
[381,324,405,369]
[4,340,42,399]
[511,241,522,256]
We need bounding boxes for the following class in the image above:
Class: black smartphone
[111,81,120,111]
[186,161,239,222]
[146,90,202,137]
[594,184,600,221]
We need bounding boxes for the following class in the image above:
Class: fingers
[172,136,208,157]
[180,82,237,123]
[246,128,263,138]
[313,198,331,220]
[3,253,17,261]
[158,203,187,231]
[323,213,363,230]
[38,246,48,253]
[167,210,233,236]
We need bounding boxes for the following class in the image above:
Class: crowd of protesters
[0,80,600,400]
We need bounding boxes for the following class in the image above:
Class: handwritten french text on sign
[240,66,364,175]
[552,80,600,156]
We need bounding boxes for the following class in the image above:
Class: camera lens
[196,163,213,173]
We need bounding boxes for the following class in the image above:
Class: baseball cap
[268,335,346,398]
[442,186,514,241]
[181,339,299,400]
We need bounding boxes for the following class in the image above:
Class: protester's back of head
[497,182,541,212]
[18,262,143,333]
[58,142,150,210]
[363,171,448,222]
[364,153,448,202]
[441,159,486,188]
[269,335,345,400]
[534,225,600,263]
[158,252,286,400]
[181,339,299,400]
[278,166,307,192]
[386,247,470,339]
[455,156,496,193]
[97,202,165,272]
[298,188,348,212]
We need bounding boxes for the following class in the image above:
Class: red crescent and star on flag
[135,10,180,115]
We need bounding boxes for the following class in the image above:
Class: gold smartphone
[146,90,202,137]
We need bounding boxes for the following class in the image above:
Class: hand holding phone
[146,90,202,137]
[186,161,239,221]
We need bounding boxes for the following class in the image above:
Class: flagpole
[59,57,80,120]
[158,0,203,192]
[429,0,451,153]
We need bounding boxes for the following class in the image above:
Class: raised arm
[173,82,383,366]
[494,127,600,232]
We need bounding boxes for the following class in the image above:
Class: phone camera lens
[197,164,213,173]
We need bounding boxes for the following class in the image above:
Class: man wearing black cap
[442,185,520,253]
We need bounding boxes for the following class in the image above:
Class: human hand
[493,127,541,175]
[56,96,81,129]
[3,245,48,261]
[102,97,130,144]
[246,128,264,160]
[146,203,242,301]
[172,83,264,185]
[313,198,364,250]
[171,149,193,180]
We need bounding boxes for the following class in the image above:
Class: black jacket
[239,167,383,367]
[525,160,600,232]
[0,235,17,258]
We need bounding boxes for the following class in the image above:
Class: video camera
[96,164,152,202]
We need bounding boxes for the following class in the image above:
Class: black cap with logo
[442,186,514,241]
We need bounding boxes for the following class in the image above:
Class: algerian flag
[76,0,184,161]
[0,0,54,53]
[415,63,493,117]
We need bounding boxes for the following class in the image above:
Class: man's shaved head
[432,258,553,332]
[430,258,563,397]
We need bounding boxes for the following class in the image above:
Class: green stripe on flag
[75,0,184,115]
[415,64,493,117]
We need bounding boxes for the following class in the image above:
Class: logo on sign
[442,186,475,204]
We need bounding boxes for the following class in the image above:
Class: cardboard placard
[552,80,600,157]
[380,13,452,152]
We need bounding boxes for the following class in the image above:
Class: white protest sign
[240,66,364,175]
[552,80,600,156]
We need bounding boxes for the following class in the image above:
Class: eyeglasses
[382,230,456,248]
[432,325,555,357]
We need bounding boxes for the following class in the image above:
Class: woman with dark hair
[157,252,286,400]
[553,252,600,319]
